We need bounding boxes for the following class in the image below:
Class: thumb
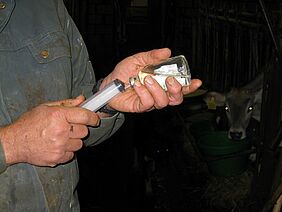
[44,95,86,107]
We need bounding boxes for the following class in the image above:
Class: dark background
[63,0,282,211]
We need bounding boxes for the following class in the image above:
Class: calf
[203,73,264,140]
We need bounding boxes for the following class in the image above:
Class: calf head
[204,88,262,140]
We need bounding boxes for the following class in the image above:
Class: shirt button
[40,50,49,59]
[0,2,6,9]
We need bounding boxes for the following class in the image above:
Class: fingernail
[145,76,154,85]
[76,95,83,99]
[167,77,175,86]
[97,118,101,126]
[134,80,142,87]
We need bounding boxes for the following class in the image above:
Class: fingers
[68,124,89,139]
[62,152,75,163]
[143,76,169,108]
[182,79,202,94]
[132,76,202,110]
[131,80,155,111]
[166,78,202,105]
[65,138,84,152]
[43,96,100,127]
[148,48,171,62]
[63,107,100,127]
[165,77,183,105]
[49,139,83,166]
[132,48,172,67]
[53,152,75,166]
[132,76,168,110]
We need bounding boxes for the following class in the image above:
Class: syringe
[81,55,192,112]
[80,79,128,112]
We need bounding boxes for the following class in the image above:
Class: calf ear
[203,91,226,108]
[254,88,263,104]
[252,89,263,122]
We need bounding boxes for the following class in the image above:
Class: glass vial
[129,55,191,90]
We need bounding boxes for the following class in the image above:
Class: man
[0,0,201,211]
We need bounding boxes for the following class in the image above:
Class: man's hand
[100,48,202,112]
[0,96,100,167]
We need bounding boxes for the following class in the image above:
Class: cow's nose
[229,131,243,140]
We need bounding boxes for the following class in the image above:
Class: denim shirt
[0,0,124,211]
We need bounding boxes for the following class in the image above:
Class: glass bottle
[129,55,191,90]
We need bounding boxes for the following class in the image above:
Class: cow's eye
[248,106,253,112]
[225,106,229,112]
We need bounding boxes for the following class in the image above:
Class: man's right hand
[0,96,100,167]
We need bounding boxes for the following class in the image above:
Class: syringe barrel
[80,79,125,112]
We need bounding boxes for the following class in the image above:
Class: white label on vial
[136,63,190,91]
[154,64,179,75]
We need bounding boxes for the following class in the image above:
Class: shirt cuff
[0,140,7,174]
[83,112,125,146]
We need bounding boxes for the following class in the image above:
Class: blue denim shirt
[0,0,124,211]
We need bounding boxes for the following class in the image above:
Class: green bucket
[188,113,215,139]
[197,131,251,176]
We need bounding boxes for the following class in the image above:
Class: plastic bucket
[197,131,250,176]
[188,113,215,139]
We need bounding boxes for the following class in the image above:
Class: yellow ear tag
[207,97,217,110]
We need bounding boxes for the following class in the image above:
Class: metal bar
[199,13,265,28]
[247,1,282,211]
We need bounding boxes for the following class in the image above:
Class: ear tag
[207,97,217,110]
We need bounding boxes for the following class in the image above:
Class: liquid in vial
[129,55,191,90]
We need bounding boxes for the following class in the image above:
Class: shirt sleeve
[0,141,7,174]
[58,1,125,146]
[84,113,125,146]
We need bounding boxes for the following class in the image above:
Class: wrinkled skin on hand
[101,48,202,113]
[0,96,100,167]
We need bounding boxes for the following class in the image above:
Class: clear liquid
[129,55,191,90]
